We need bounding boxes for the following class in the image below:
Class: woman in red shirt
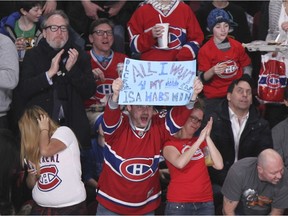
[163,102,223,215]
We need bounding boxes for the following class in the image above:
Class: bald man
[222,149,288,215]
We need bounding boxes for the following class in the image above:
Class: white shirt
[278,4,288,41]
[228,107,249,162]
[32,126,86,207]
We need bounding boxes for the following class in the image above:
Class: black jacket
[208,100,273,186]
[17,37,96,148]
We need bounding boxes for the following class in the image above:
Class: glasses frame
[189,115,202,124]
[45,25,68,32]
[92,30,113,36]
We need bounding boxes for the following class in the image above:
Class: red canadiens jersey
[198,37,251,99]
[258,57,287,103]
[164,137,213,202]
[84,51,127,108]
[97,105,192,214]
[127,1,203,61]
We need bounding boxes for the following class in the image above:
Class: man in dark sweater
[16,10,96,148]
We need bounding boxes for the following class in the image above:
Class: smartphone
[98,10,110,18]
[24,158,35,171]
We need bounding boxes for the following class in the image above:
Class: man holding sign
[119,58,197,106]
[96,77,203,214]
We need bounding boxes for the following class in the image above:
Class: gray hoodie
[0,33,19,116]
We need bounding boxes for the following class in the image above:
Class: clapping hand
[65,48,79,72]
[205,117,213,137]
[48,49,64,78]
[198,117,213,142]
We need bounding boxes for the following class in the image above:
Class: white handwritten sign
[119,58,196,106]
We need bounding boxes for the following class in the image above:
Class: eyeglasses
[189,116,202,124]
[45,25,68,32]
[93,30,113,36]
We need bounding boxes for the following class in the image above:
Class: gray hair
[41,10,70,30]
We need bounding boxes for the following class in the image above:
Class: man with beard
[16,10,96,148]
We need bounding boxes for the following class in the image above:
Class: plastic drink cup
[18,50,25,62]
[156,23,169,48]
[203,146,214,166]
[16,37,26,62]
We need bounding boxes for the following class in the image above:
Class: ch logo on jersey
[38,165,62,192]
[154,26,184,49]
[217,60,238,79]
[266,74,282,89]
[181,145,204,160]
[119,158,155,182]
[259,74,286,89]
[96,79,113,99]
[169,26,183,49]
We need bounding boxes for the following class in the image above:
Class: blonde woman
[19,106,86,215]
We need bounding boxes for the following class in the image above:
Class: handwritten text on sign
[119,58,196,106]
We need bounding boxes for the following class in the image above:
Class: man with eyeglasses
[82,18,127,204]
[207,75,273,214]
[96,77,203,215]
[16,10,96,150]
[84,18,127,130]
